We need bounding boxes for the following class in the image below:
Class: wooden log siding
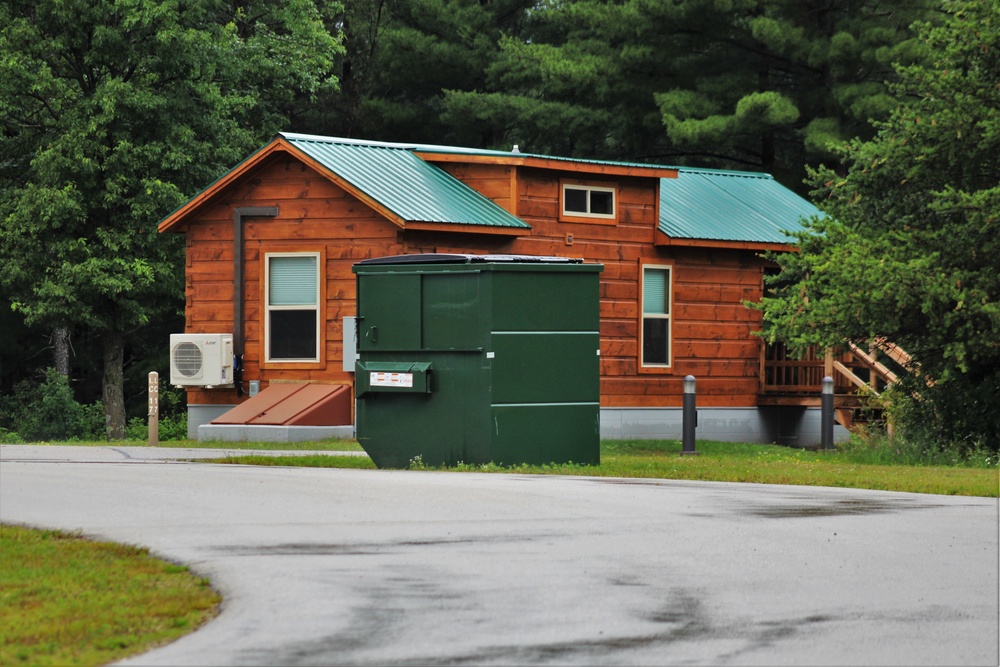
[501,167,765,408]
[182,155,413,407]
[179,153,769,411]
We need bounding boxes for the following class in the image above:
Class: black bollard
[821,376,834,450]
[682,375,699,455]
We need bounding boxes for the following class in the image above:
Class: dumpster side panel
[491,332,599,404]
[491,403,600,466]
[491,271,600,332]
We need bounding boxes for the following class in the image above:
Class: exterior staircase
[761,339,913,434]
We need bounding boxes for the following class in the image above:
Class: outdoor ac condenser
[169,333,234,388]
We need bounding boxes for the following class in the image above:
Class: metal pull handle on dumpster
[366,325,377,344]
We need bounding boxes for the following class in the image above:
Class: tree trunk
[102,329,126,440]
[52,327,70,377]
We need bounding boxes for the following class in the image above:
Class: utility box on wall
[353,254,603,468]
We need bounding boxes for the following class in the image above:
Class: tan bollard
[148,371,159,447]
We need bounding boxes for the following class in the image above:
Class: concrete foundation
[599,406,849,448]
[189,403,847,448]
[187,404,354,442]
[198,424,355,442]
[187,404,237,440]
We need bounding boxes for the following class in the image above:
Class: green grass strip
[0,525,220,666]
[208,453,377,468]
[14,438,364,451]
[206,439,998,497]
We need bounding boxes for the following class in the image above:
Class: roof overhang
[654,229,797,252]
[159,137,423,233]
[158,138,290,233]
[418,151,678,180]
[403,221,525,236]
[159,136,535,235]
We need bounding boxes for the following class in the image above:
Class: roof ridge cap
[674,166,775,179]
[280,132,506,155]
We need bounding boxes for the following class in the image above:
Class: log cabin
[159,132,853,446]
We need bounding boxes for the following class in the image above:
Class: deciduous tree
[0,0,342,438]
[758,0,999,451]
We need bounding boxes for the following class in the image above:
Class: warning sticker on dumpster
[370,372,413,388]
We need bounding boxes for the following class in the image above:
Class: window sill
[559,212,617,225]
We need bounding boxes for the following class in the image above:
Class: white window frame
[640,263,672,369]
[264,252,321,363]
[561,183,616,220]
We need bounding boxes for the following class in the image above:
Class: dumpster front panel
[355,361,432,396]
[354,255,602,469]
[355,352,492,468]
[357,274,422,350]
[421,272,488,351]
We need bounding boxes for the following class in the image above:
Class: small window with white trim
[562,183,616,220]
[641,264,672,367]
[265,253,320,362]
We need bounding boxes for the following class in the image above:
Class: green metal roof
[284,132,670,172]
[284,134,822,245]
[282,133,530,229]
[659,168,822,244]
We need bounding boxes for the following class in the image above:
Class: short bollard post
[821,376,834,451]
[148,371,159,448]
[682,374,699,455]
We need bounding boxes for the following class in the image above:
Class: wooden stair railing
[826,339,913,431]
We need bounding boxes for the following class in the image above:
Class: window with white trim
[562,183,616,219]
[641,264,672,367]
[265,253,320,362]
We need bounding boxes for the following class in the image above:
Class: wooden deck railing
[761,339,911,397]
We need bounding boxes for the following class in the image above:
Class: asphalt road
[1,445,997,666]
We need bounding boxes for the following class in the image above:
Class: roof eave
[158,138,288,233]
[654,229,798,252]
[417,151,678,179]
[158,137,415,233]
[404,221,527,236]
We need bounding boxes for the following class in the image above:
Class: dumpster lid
[356,253,583,266]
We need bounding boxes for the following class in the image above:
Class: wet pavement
[1,445,997,666]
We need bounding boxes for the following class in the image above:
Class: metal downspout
[233,206,279,395]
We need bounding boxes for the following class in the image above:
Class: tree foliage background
[758,0,1000,453]
[1,0,994,452]
[0,0,342,437]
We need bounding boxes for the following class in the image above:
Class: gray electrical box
[342,316,358,372]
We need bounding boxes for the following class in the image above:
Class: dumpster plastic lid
[356,253,583,266]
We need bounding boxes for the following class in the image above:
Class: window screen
[266,254,319,362]
[269,256,317,305]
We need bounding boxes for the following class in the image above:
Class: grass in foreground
[0,524,220,667]
[210,438,998,497]
[3,438,364,451]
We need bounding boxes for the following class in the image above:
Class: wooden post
[148,371,159,447]
[869,341,878,390]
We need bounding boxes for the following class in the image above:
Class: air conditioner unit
[169,334,234,387]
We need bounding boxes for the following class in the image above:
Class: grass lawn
[208,438,999,498]
[0,525,219,667]
[8,437,365,451]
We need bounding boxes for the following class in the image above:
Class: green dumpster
[353,253,603,468]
